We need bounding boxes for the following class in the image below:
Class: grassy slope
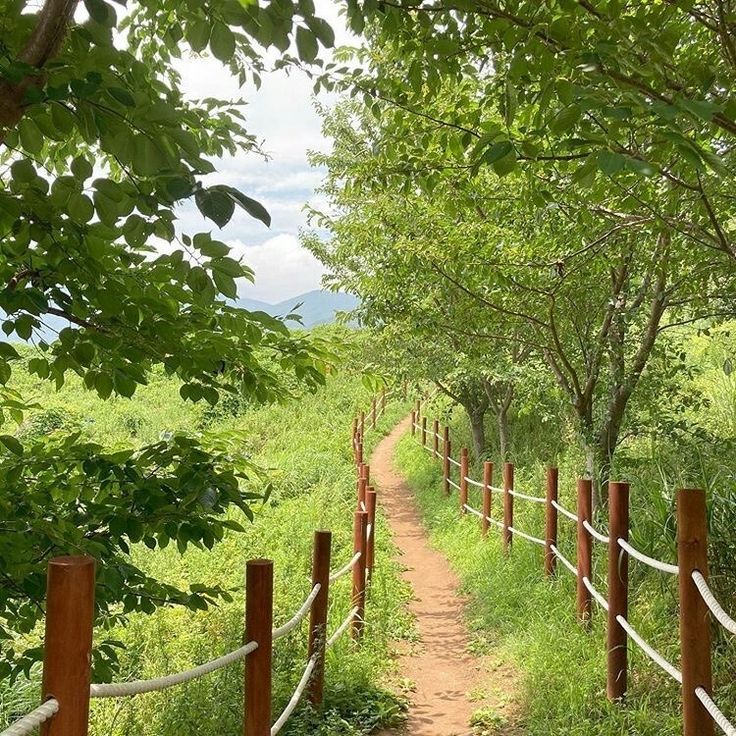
[1,369,413,736]
[395,431,696,736]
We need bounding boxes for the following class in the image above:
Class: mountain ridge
[235,289,359,328]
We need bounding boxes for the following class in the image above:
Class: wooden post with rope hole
[544,466,559,576]
[351,510,368,640]
[411,409,416,436]
[677,488,714,736]
[245,559,273,736]
[371,397,377,429]
[41,556,95,736]
[459,447,469,514]
[307,531,332,707]
[482,461,493,536]
[576,478,593,623]
[607,481,629,701]
[502,462,514,554]
[421,417,427,447]
[443,428,451,496]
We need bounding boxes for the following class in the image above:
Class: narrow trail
[370,416,521,736]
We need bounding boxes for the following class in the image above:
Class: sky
[176,1,352,304]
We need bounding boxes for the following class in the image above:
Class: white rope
[463,503,483,518]
[615,614,682,683]
[448,478,460,491]
[0,699,59,736]
[487,516,505,529]
[692,571,736,635]
[696,688,736,736]
[90,641,258,698]
[273,584,321,640]
[327,606,359,647]
[508,489,546,504]
[582,576,609,612]
[618,538,679,576]
[270,654,318,735]
[448,456,461,467]
[583,520,610,544]
[329,552,361,583]
[552,500,578,523]
[550,544,578,576]
[359,500,366,512]
[421,444,435,454]
[507,526,545,546]
[366,523,373,540]
[464,476,485,488]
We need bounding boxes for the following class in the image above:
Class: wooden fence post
[307,531,332,707]
[371,398,377,428]
[460,447,469,514]
[607,481,629,701]
[360,410,365,439]
[356,440,363,467]
[415,399,420,418]
[545,467,558,577]
[576,478,593,623]
[411,409,416,436]
[245,559,273,736]
[432,419,438,458]
[482,461,493,536]
[366,488,377,581]
[41,556,95,736]
[352,510,368,640]
[421,417,427,447]
[503,462,514,554]
[677,488,714,736]
[443,430,451,496]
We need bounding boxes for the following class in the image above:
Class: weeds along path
[371,416,521,736]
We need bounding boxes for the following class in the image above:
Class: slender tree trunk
[469,409,486,459]
[497,408,510,462]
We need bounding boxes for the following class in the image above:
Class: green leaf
[186,20,211,52]
[108,87,135,107]
[482,141,513,165]
[216,187,271,227]
[18,119,43,154]
[213,270,238,298]
[597,150,626,176]
[10,159,36,184]
[71,157,93,181]
[0,435,23,456]
[195,188,236,228]
[68,193,95,222]
[296,26,318,63]
[550,104,582,133]
[210,22,236,62]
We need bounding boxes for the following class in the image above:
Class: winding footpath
[370,416,521,736]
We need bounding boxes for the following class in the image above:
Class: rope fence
[411,404,736,736]
[2,386,405,736]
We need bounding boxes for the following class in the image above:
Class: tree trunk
[497,404,510,462]
[469,410,486,459]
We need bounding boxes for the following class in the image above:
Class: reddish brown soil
[371,416,522,736]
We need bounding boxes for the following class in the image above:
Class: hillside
[236,290,359,328]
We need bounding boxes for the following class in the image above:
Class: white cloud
[231,234,325,303]
[171,0,350,301]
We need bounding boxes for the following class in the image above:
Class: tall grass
[1,371,414,735]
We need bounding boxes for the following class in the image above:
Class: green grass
[0,370,414,736]
[395,432,700,736]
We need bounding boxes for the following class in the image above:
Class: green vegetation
[394,374,736,734]
[1,359,413,734]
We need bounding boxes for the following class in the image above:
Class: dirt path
[371,416,521,736]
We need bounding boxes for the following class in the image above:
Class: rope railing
[89,640,259,698]
[1,699,59,736]
[552,499,579,523]
[273,584,322,640]
[464,475,485,488]
[615,614,682,684]
[508,489,546,504]
[507,526,545,546]
[617,538,679,576]
[447,478,460,491]
[270,654,318,736]
[691,571,736,635]
[696,688,736,736]
[582,576,609,612]
[550,544,578,576]
[583,520,610,545]
[327,607,360,647]
[448,456,461,467]
[329,551,361,583]
[463,503,482,518]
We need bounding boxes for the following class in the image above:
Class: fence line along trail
[371,416,521,736]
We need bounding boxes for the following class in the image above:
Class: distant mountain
[236,290,359,328]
